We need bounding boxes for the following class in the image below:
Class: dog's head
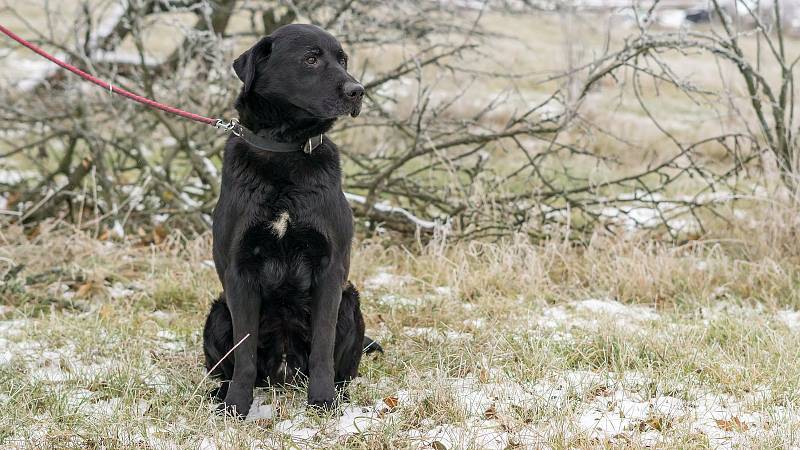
[233,24,363,119]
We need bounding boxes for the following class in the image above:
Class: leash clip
[214,118,243,137]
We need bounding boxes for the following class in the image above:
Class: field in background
[4,1,800,238]
[3,3,797,165]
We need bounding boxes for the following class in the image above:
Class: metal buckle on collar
[303,134,324,154]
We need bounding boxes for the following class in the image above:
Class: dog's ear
[232,36,272,94]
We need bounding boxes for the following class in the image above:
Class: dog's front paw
[215,401,246,419]
[308,380,337,411]
[307,396,338,412]
[216,385,253,419]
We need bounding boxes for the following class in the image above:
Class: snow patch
[245,395,275,422]
[535,298,659,333]
[366,269,412,290]
[108,282,136,299]
[777,309,800,332]
[274,414,319,442]
[575,298,660,321]
[377,293,424,308]
[408,421,510,450]
[403,327,471,343]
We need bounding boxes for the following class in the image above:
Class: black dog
[202,24,380,417]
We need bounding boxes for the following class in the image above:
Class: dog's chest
[236,190,344,283]
[242,211,329,263]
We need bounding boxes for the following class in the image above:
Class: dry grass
[2,206,800,448]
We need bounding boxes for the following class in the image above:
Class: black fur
[203,283,367,401]
[202,23,375,418]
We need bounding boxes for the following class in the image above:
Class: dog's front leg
[220,268,260,418]
[308,269,343,409]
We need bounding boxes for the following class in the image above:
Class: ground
[2,223,800,449]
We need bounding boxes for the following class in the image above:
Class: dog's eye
[305,56,318,65]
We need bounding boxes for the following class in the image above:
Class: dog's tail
[362,335,383,354]
[203,294,232,378]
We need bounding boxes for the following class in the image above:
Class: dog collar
[228,119,324,154]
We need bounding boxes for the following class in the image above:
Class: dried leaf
[587,384,612,399]
[431,441,447,450]
[5,191,21,208]
[716,416,748,432]
[484,404,497,419]
[25,224,41,240]
[75,282,93,298]
[153,225,168,244]
[98,303,113,320]
[383,396,399,410]
[638,416,668,432]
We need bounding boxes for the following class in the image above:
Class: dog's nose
[343,81,364,100]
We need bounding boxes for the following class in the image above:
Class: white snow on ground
[0,319,27,337]
[403,327,471,343]
[574,298,659,320]
[377,293,424,308]
[536,297,659,333]
[344,192,441,231]
[83,397,150,417]
[108,282,137,298]
[0,332,117,383]
[274,413,320,441]
[245,367,793,449]
[374,281,453,309]
[777,309,800,332]
[594,190,741,235]
[245,397,276,422]
[0,168,38,185]
[572,380,792,448]
[3,290,800,448]
[156,329,184,352]
[365,268,413,290]
[409,421,510,450]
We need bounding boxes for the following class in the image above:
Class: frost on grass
[777,309,800,332]
[534,297,660,336]
[245,395,276,422]
[377,293,424,308]
[156,329,185,352]
[0,331,117,383]
[365,267,412,290]
[4,258,800,449]
[403,327,471,343]
[572,378,794,448]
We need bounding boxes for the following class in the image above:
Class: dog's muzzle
[350,102,362,118]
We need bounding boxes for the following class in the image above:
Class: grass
[2,212,800,448]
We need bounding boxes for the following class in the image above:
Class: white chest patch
[270,211,291,238]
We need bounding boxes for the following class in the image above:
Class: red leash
[0,23,223,128]
[0,24,327,153]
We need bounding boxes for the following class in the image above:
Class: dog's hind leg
[203,294,234,401]
[333,283,368,401]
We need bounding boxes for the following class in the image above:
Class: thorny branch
[0,0,788,241]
